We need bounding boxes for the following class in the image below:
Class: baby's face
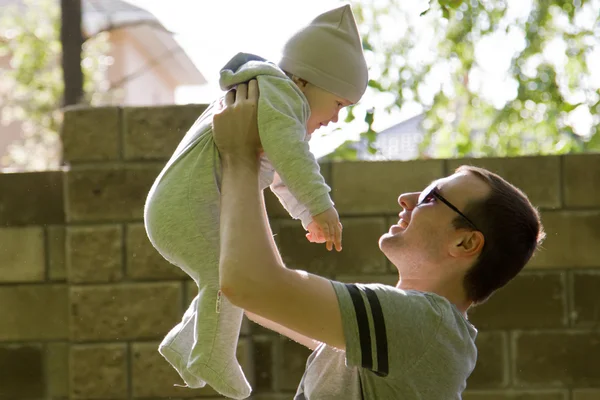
[301,83,352,135]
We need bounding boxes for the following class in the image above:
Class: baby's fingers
[333,223,342,252]
[320,224,331,247]
[324,223,336,252]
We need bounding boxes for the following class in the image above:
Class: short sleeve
[331,281,444,378]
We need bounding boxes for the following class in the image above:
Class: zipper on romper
[216,290,222,313]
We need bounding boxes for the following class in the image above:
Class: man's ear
[449,230,485,258]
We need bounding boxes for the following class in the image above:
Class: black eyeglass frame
[419,186,480,232]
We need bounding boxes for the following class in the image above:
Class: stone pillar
[0,170,68,399]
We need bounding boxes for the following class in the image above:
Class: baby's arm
[270,171,313,230]
[270,172,342,251]
[257,75,342,249]
[256,76,333,218]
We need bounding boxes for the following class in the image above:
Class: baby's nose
[331,111,339,123]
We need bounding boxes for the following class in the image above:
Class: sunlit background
[125,0,397,158]
[1,0,598,168]
[122,0,599,158]
[1,3,600,399]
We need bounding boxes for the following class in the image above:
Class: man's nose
[398,192,420,210]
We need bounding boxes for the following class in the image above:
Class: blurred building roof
[82,0,164,36]
[0,0,206,86]
[355,114,426,161]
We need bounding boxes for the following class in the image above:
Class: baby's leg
[146,133,251,398]
[158,295,206,388]
[186,274,250,399]
[159,261,249,398]
[146,174,209,389]
[150,231,250,397]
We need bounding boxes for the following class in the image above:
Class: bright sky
[126,0,352,98]
[124,0,432,157]
[126,0,598,157]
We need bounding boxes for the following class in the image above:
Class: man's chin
[379,232,398,248]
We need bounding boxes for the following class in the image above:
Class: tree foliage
[328,0,600,160]
[0,0,111,171]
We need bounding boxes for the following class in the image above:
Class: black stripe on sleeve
[345,284,373,370]
[363,287,389,377]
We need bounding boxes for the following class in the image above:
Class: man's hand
[310,207,343,252]
[212,80,262,157]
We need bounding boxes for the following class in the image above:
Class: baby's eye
[336,101,343,108]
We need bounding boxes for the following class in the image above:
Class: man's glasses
[418,186,480,232]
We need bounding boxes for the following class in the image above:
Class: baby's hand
[309,207,342,252]
[306,222,326,243]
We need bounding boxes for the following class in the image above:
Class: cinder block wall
[0,105,599,400]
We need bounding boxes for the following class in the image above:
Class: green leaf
[585,128,600,151]
[344,106,356,123]
[363,128,377,144]
[367,79,386,92]
[560,102,582,113]
[364,109,375,126]
[439,0,465,9]
[322,140,358,161]
[442,5,450,19]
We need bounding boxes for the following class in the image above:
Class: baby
[143,3,368,399]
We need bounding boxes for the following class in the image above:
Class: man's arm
[214,81,345,350]
[243,190,320,351]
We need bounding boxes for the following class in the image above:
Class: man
[212,80,546,399]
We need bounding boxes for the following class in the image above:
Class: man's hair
[453,165,546,305]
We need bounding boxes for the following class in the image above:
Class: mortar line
[127,341,133,400]
[44,225,51,282]
[0,279,187,288]
[42,341,49,400]
[118,106,125,161]
[559,155,566,209]
[504,329,512,388]
[565,269,573,329]
[121,223,128,281]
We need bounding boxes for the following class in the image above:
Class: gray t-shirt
[294,282,478,399]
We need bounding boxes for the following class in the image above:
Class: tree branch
[61,0,83,106]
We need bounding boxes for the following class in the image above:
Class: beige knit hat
[278,3,369,104]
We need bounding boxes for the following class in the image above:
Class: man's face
[379,172,490,272]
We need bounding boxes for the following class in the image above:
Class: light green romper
[144,53,334,399]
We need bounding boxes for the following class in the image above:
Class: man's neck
[396,277,472,317]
